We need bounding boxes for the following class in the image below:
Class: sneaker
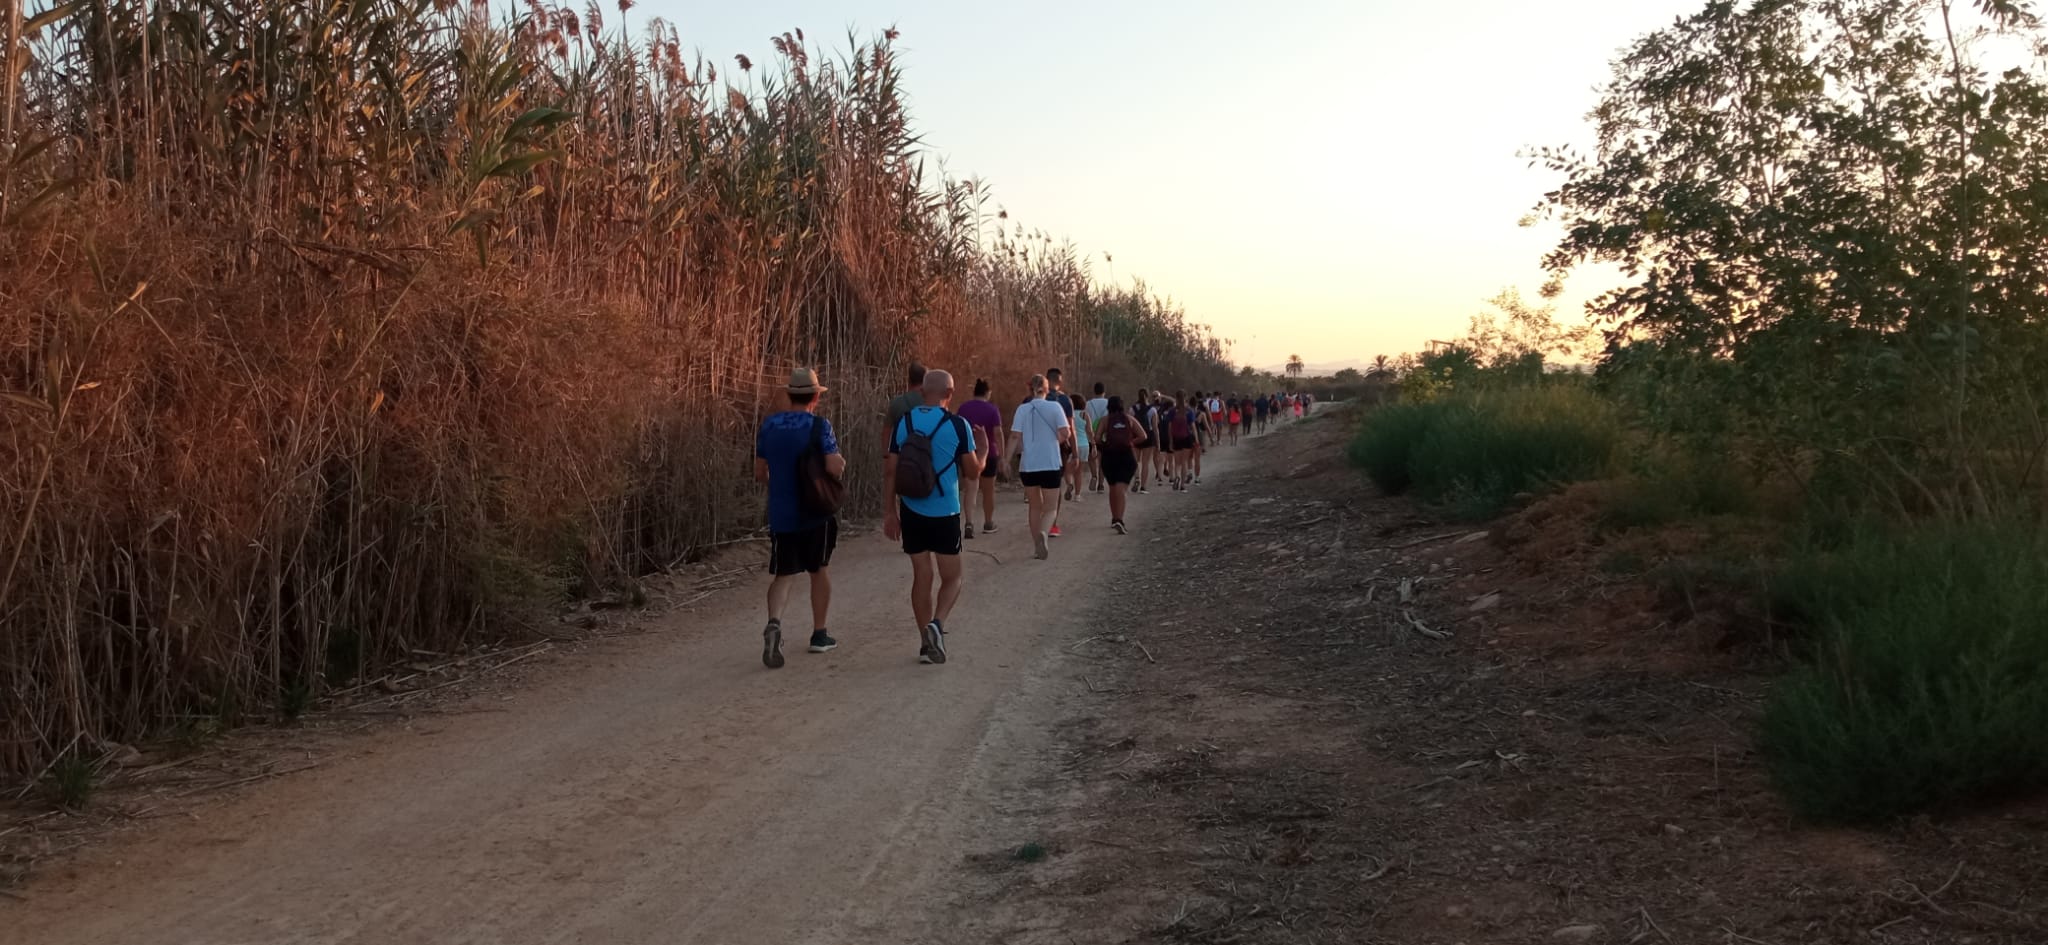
[762,620,785,669]
[919,645,934,664]
[1113,520,1128,534]
[964,524,975,540]
[982,521,998,533]
[1033,530,1049,560]
[921,621,948,664]
[807,629,837,654]
[1048,524,1062,538]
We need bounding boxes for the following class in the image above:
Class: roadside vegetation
[1348,0,2048,822]
[0,3,1234,779]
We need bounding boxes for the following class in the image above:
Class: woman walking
[1010,374,1072,560]
[957,378,1005,538]
[1095,396,1146,534]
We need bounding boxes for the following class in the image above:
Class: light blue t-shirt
[890,405,976,518]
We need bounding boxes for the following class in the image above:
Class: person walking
[958,378,1005,539]
[884,369,979,665]
[1011,374,1072,560]
[1166,393,1199,490]
[885,363,926,451]
[1227,398,1243,445]
[1095,396,1146,534]
[1046,367,1079,535]
[753,367,847,668]
[1133,389,1158,494]
[1254,392,1270,434]
[1085,381,1109,493]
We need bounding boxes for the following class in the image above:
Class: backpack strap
[926,409,966,497]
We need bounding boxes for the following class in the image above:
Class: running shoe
[964,524,975,540]
[807,629,837,654]
[762,620,785,669]
[919,645,933,664]
[921,620,948,664]
[1048,524,1062,538]
[1033,530,1050,560]
[1113,520,1128,535]
[982,521,999,533]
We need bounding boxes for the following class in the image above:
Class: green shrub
[1598,452,1757,532]
[1345,401,1450,494]
[1347,386,1620,518]
[1761,522,2048,822]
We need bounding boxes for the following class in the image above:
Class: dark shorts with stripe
[899,505,962,556]
[768,519,837,576]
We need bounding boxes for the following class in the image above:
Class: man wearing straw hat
[753,367,846,668]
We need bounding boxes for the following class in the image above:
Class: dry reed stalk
[0,1,1236,778]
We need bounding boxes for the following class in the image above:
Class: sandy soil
[2,443,1260,945]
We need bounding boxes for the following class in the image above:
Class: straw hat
[788,367,828,395]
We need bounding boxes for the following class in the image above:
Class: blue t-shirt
[755,411,839,534]
[889,405,976,518]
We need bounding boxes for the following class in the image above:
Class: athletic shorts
[1075,435,1091,461]
[1102,450,1138,485]
[767,519,837,576]
[980,451,1000,478]
[1019,468,1062,490]
[898,506,961,556]
[1174,435,1197,452]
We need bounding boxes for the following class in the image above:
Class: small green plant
[1012,842,1049,863]
[1348,384,1620,518]
[44,754,98,810]
[278,680,315,722]
[1761,522,2048,822]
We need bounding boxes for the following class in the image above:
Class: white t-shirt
[1011,398,1071,473]
[1086,397,1109,437]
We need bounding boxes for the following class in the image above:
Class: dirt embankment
[938,408,2047,945]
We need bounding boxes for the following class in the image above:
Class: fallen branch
[173,761,323,798]
[1404,610,1450,641]
[1134,638,1158,664]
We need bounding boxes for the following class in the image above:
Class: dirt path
[3,443,1260,945]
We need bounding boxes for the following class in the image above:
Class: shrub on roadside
[1760,522,2048,822]
[1348,384,1621,518]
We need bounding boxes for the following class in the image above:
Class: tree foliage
[1534,0,2048,514]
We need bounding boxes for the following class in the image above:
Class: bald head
[922,369,955,406]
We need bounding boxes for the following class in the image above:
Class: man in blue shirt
[753,367,847,669]
[884,369,980,665]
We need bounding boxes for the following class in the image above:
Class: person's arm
[882,451,901,539]
[753,424,770,483]
[822,419,847,478]
[956,421,983,480]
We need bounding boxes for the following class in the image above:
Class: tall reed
[0,0,1235,776]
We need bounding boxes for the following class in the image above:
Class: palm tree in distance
[1367,354,1393,380]
[1286,354,1305,378]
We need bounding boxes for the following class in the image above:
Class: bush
[1761,522,2048,822]
[1346,400,1447,494]
[1348,384,1621,518]
[1597,451,1757,532]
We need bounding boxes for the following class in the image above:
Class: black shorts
[768,520,837,576]
[1019,468,1062,490]
[899,506,962,556]
[981,453,1000,478]
[1102,450,1138,485]
[1174,435,1197,452]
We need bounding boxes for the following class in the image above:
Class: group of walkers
[751,362,1314,669]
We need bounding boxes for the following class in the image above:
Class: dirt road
[5,446,1257,945]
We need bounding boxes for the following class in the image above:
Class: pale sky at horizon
[642,0,1704,371]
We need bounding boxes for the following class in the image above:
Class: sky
[639,0,1705,372]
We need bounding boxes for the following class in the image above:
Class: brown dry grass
[0,3,1235,778]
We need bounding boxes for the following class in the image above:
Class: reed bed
[0,0,1234,777]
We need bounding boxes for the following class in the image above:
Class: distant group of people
[751,363,1315,668]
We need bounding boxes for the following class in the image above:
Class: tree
[1531,0,2048,505]
[1286,354,1304,378]
[1333,367,1364,383]
[1367,354,1394,380]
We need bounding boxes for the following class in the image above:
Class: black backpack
[894,409,968,499]
[798,415,845,517]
